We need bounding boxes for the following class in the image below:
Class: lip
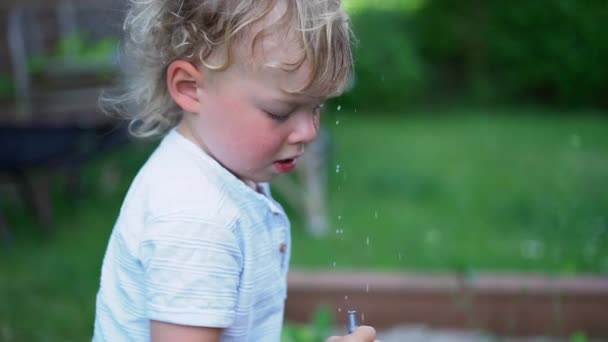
[273,157,298,173]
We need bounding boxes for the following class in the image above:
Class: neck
[177,118,259,191]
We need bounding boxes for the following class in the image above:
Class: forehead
[257,41,311,94]
[236,1,313,93]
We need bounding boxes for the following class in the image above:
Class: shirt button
[279,243,287,253]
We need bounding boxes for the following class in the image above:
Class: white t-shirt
[93,129,291,341]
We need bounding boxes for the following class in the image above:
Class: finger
[350,325,376,341]
[325,325,377,342]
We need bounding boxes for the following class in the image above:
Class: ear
[166,60,203,113]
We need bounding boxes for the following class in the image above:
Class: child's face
[184,52,324,184]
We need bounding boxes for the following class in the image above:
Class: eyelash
[265,111,290,122]
[265,104,324,122]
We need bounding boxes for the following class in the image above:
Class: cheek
[203,98,249,139]
[237,124,285,158]
[213,98,285,157]
[220,96,245,115]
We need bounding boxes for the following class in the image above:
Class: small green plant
[53,32,118,63]
[27,31,118,77]
[569,332,588,342]
[0,73,14,101]
[282,306,334,342]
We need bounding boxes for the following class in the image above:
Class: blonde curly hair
[102,0,353,137]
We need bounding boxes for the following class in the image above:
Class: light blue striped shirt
[93,130,290,341]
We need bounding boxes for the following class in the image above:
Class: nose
[288,111,318,145]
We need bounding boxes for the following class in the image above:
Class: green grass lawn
[0,110,607,340]
[290,110,608,274]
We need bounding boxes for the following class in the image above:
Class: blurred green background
[1,0,607,340]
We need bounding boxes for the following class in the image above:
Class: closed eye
[264,110,290,122]
[263,102,324,123]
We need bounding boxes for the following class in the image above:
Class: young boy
[93,0,376,341]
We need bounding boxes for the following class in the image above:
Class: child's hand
[325,326,377,342]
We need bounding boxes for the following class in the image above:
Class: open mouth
[274,158,296,172]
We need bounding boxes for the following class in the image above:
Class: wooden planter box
[286,270,608,339]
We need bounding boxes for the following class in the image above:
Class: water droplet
[336,120,340,125]
[374,211,378,219]
[601,257,608,273]
[333,261,337,267]
[335,164,341,173]
[366,284,370,293]
[344,295,348,300]
[520,239,544,260]
[569,134,581,148]
[584,243,597,261]
[338,215,342,221]
[337,105,342,111]
[366,236,370,245]
[425,229,441,244]
[338,307,342,312]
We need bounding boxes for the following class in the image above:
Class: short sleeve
[138,216,243,328]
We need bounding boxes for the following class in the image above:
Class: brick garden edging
[285,270,608,338]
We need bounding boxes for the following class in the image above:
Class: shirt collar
[164,129,285,215]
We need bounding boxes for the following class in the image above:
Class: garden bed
[286,270,608,339]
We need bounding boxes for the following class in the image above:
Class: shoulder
[127,136,240,226]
